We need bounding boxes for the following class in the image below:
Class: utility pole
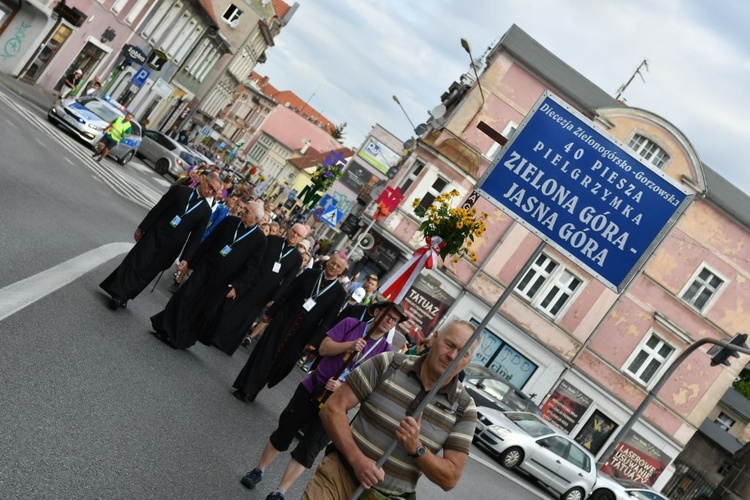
[615,59,649,101]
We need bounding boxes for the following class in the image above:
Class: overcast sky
[259,0,750,193]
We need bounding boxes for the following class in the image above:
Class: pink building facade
[343,24,749,489]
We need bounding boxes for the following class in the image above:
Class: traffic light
[708,333,748,366]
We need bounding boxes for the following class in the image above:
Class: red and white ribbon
[379,236,445,304]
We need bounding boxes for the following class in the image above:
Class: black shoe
[168,282,180,294]
[240,467,263,489]
[108,295,125,310]
[241,338,250,347]
[152,330,177,349]
[232,389,252,403]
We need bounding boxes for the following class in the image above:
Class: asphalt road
[0,87,552,500]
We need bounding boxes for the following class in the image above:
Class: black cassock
[100,185,211,303]
[150,216,267,349]
[232,268,347,400]
[206,234,302,355]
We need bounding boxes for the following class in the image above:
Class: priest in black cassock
[150,200,268,350]
[99,173,221,310]
[232,252,349,402]
[204,223,308,355]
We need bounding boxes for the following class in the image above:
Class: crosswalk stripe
[0,90,165,209]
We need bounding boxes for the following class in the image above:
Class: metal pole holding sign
[350,241,547,499]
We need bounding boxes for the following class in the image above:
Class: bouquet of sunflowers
[310,162,344,192]
[412,190,487,262]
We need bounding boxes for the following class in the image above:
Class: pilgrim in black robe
[150,216,267,349]
[206,234,302,355]
[100,185,211,307]
[232,267,347,401]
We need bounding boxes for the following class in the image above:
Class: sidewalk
[0,71,57,111]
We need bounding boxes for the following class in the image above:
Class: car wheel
[500,447,524,469]
[561,487,585,500]
[156,158,169,175]
[590,490,614,500]
[119,150,134,165]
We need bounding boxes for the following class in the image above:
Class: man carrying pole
[301,320,479,499]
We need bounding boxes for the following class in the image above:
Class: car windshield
[78,98,121,123]
[505,412,554,437]
[471,377,510,400]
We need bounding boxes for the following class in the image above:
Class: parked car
[137,130,192,177]
[464,364,541,415]
[47,96,142,165]
[185,146,212,167]
[589,472,669,500]
[474,408,597,500]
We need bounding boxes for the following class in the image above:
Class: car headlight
[490,425,511,438]
[89,124,105,131]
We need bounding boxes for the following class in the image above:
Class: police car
[48,95,143,165]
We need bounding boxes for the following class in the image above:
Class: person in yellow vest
[93,112,133,162]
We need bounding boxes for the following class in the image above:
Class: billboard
[601,430,670,486]
[477,92,693,292]
[541,380,592,433]
[396,273,453,344]
[357,137,401,175]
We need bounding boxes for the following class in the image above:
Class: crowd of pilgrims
[99,165,417,396]
[96,165,444,499]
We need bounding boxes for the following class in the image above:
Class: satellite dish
[429,104,446,120]
[415,123,428,136]
[358,233,375,250]
[403,138,416,150]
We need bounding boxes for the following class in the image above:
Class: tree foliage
[332,122,347,141]
[733,367,750,399]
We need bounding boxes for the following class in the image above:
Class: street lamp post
[392,95,418,134]
[460,38,485,102]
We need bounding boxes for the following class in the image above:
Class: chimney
[300,139,311,154]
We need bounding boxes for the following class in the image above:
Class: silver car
[137,130,192,177]
[47,96,143,164]
[474,409,597,500]
[590,472,669,500]
[464,364,541,415]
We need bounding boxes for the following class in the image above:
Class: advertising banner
[601,430,670,486]
[575,409,618,454]
[541,380,592,433]
[340,160,381,194]
[396,273,453,344]
[477,92,693,292]
[358,137,400,175]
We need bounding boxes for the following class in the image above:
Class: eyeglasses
[382,314,401,323]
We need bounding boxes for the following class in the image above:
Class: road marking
[0,90,164,209]
[129,161,152,174]
[468,452,550,499]
[154,177,171,187]
[65,157,75,165]
[0,242,133,322]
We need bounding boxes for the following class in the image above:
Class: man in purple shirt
[239,300,408,500]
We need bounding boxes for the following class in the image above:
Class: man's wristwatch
[408,445,426,458]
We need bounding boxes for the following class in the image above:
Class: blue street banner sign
[320,206,344,228]
[318,194,338,210]
[477,91,693,292]
[130,67,150,88]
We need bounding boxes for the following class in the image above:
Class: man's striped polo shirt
[345,351,477,496]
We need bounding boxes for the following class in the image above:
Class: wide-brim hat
[368,299,409,324]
